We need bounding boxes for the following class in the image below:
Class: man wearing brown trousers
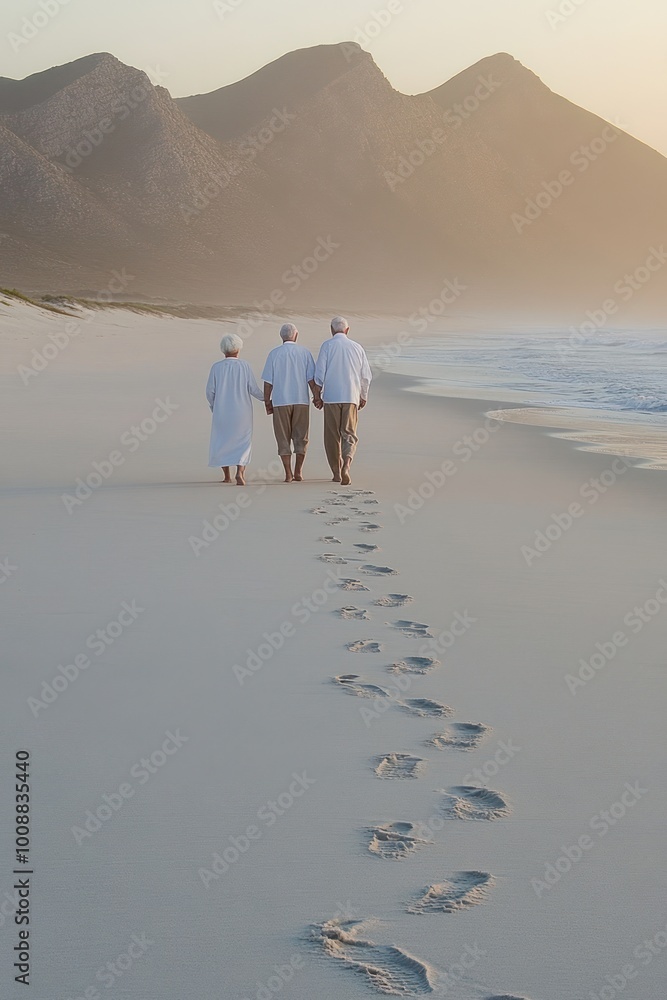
[313,317,372,485]
[262,324,317,482]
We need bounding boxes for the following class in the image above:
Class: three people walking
[207,317,372,485]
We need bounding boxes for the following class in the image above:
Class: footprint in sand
[336,607,371,621]
[319,553,348,564]
[334,674,449,720]
[440,786,511,821]
[407,872,495,914]
[347,640,383,653]
[326,517,350,525]
[428,723,491,751]
[354,543,381,553]
[310,507,329,515]
[361,565,398,577]
[399,698,453,719]
[329,489,373,497]
[313,917,437,996]
[359,522,382,533]
[334,675,389,699]
[339,579,371,592]
[487,996,532,1000]
[374,594,414,607]
[328,489,371,497]
[374,753,424,779]
[388,657,440,676]
[367,822,432,860]
[387,620,433,639]
[320,536,342,545]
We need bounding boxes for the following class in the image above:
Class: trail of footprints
[307,490,525,999]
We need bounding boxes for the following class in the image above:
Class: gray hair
[331,316,349,334]
[280,323,298,341]
[220,333,243,355]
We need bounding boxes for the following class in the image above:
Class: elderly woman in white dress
[206,334,264,486]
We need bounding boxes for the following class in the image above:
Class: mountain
[1,44,666,318]
[177,43,369,143]
[428,53,667,309]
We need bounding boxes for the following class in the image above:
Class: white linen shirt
[314,334,373,404]
[261,342,316,407]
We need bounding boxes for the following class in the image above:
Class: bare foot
[294,473,303,482]
[341,463,352,486]
[332,474,342,483]
[222,466,233,484]
[284,473,294,483]
[222,477,233,484]
[236,474,246,487]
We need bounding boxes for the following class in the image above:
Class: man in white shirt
[313,317,372,486]
[262,324,317,483]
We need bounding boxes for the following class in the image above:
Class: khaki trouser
[323,403,359,476]
[272,404,310,456]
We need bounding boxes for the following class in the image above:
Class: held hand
[265,403,274,415]
[359,398,367,410]
[313,398,324,410]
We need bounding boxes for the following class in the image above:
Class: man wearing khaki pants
[313,317,372,485]
[262,324,317,482]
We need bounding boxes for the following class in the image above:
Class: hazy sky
[2,0,667,154]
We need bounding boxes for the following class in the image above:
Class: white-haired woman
[206,334,264,486]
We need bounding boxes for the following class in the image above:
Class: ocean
[375,329,667,469]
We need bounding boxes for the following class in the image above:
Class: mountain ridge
[1,42,666,318]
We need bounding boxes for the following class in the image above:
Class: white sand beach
[1,300,666,1000]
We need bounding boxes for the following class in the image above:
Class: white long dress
[206,358,264,467]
